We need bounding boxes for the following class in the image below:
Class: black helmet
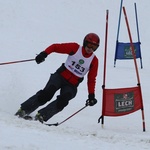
[83,33,100,50]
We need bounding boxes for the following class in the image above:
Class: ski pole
[0,58,35,65]
[45,105,88,126]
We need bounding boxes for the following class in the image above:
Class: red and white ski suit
[44,42,99,95]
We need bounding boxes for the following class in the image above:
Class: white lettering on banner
[114,92,135,113]
[118,100,133,107]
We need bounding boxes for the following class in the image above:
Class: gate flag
[115,42,141,60]
[98,7,145,131]
[114,2,143,68]
[102,86,143,116]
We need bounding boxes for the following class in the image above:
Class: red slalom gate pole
[122,6,140,84]
[0,58,35,66]
[98,9,109,127]
[123,6,146,132]
[102,9,109,125]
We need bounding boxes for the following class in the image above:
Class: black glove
[35,51,48,64]
[86,94,97,106]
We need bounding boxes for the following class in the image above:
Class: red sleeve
[87,56,99,95]
[44,43,79,55]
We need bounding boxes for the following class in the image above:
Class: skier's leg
[20,87,57,114]
[37,85,77,122]
[16,73,61,116]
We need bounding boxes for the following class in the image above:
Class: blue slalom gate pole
[116,0,123,41]
[114,0,123,67]
[134,3,143,68]
[134,3,140,42]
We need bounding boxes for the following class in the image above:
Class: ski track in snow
[0,111,150,150]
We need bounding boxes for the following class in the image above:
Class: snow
[0,0,150,149]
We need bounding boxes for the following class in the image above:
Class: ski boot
[15,108,26,118]
[35,113,44,123]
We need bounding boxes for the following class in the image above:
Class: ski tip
[45,122,59,126]
[23,115,33,120]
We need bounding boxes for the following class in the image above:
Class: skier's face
[85,46,94,54]
[85,42,98,53]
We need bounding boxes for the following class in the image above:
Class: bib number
[72,61,85,72]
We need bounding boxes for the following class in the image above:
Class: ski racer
[15,33,100,123]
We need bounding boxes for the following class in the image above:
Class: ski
[17,105,87,126]
[18,115,58,126]
[23,115,34,120]
[44,122,59,126]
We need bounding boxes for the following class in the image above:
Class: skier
[15,33,100,123]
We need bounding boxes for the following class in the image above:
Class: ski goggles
[86,42,99,51]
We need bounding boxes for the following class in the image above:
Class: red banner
[102,86,143,116]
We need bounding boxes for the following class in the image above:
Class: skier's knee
[56,99,69,110]
[36,90,48,104]
[37,86,57,104]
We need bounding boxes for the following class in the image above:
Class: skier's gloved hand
[86,94,97,106]
[35,51,48,64]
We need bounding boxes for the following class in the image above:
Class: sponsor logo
[74,69,82,75]
[124,46,136,58]
[79,59,84,65]
[114,92,134,113]
[68,65,74,70]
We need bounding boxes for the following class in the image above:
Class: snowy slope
[0,0,150,149]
